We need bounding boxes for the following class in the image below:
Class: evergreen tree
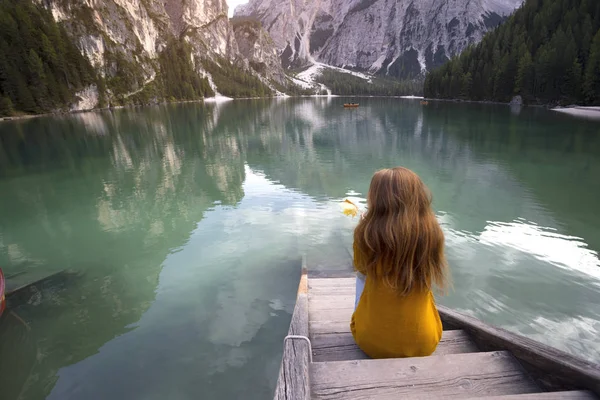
[583,29,600,104]
[158,39,215,100]
[425,0,600,105]
[313,69,422,96]
[16,76,36,112]
[0,95,13,115]
[202,56,272,98]
[28,49,45,83]
[515,51,534,99]
[0,0,96,116]
[567,57,583,101]
[461,72,472,99]
[40,33,58,66]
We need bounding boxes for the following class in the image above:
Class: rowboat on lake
[274,268,600,399]
[0,268,5,317]
[0,268,78,318]
[343,103,359,108]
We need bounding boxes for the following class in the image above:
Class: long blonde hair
[354,167,448,295]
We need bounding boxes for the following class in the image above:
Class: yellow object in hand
[341,199,359,218]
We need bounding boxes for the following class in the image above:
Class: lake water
[0,98,599,399]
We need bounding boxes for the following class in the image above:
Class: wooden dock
[275,270,600,399]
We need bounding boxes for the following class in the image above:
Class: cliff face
[232,18,288,86]
[235,0,524,79]
[35,0,290,108]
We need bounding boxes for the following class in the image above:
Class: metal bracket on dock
[283,335,313,363]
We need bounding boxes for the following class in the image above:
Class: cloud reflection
[479,218,600,280]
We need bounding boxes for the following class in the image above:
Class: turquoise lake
[0,98,599,399]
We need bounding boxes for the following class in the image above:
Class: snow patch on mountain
[297,63,373,84]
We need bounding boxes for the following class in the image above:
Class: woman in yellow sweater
[350,167,449,359]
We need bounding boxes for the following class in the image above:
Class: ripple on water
[479,218,600,280]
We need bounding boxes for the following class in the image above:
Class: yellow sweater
[350,245,443,358]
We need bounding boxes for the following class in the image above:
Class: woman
[351,167,449,358]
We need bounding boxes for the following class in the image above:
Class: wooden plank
[309,307,353,323]
[308,270,355,279]
[310,320,352,336]
[309,280,356,294]
[308,278,355,288]
[274,271,310,400]
[311,330,479,362]
[309,277,355,284]
[311,351,540,399]
[308,292,354,299]
[308,287,354,296]
[438,306,600,395]
[308,295,354,310]
[480,391,596,399]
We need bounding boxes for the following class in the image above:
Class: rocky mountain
[0,0,526,117]
[18,0,292,111]
[235,0,524,79]
[231,17,289,87]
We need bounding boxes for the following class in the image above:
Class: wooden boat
[1,269,78,315]
[0,268,5,317]
[343,103,359,108]
[275,269,600,399]
[0,288,36,399]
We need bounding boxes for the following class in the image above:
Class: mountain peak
[235,0,524,79]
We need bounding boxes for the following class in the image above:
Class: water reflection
[480,218,600,279]
[0,105,251,399]
[0,98,599,399]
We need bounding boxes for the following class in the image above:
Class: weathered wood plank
[311,330,480,362]
[311,351,540,399]
[480,391,596,399]
[308,295,354,310]
[274,272,310,400]
[308,278,356,294]
[308,278,355,288]
[308,281,355,288]
[310,320,353,336]
[310,287,356,298]
[308,270,355,279]
[438,306,600,395]
[309,307,353,323]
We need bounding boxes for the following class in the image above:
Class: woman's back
[350,167,448,358]
[351,273,442,358]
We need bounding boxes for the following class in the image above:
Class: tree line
[0,0,96,116]
[315,69,423,96]
[424,0,600,105]
[202,57,273,98]
[159,39,214,101]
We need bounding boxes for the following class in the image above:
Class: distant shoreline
[422,98,512,106]
[4,95,599,124]
[0,98,223,124]
[551,106,600,120]
[0,95,427,124]
[421,97,600,121]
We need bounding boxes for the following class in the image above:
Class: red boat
[0,267,5,316]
